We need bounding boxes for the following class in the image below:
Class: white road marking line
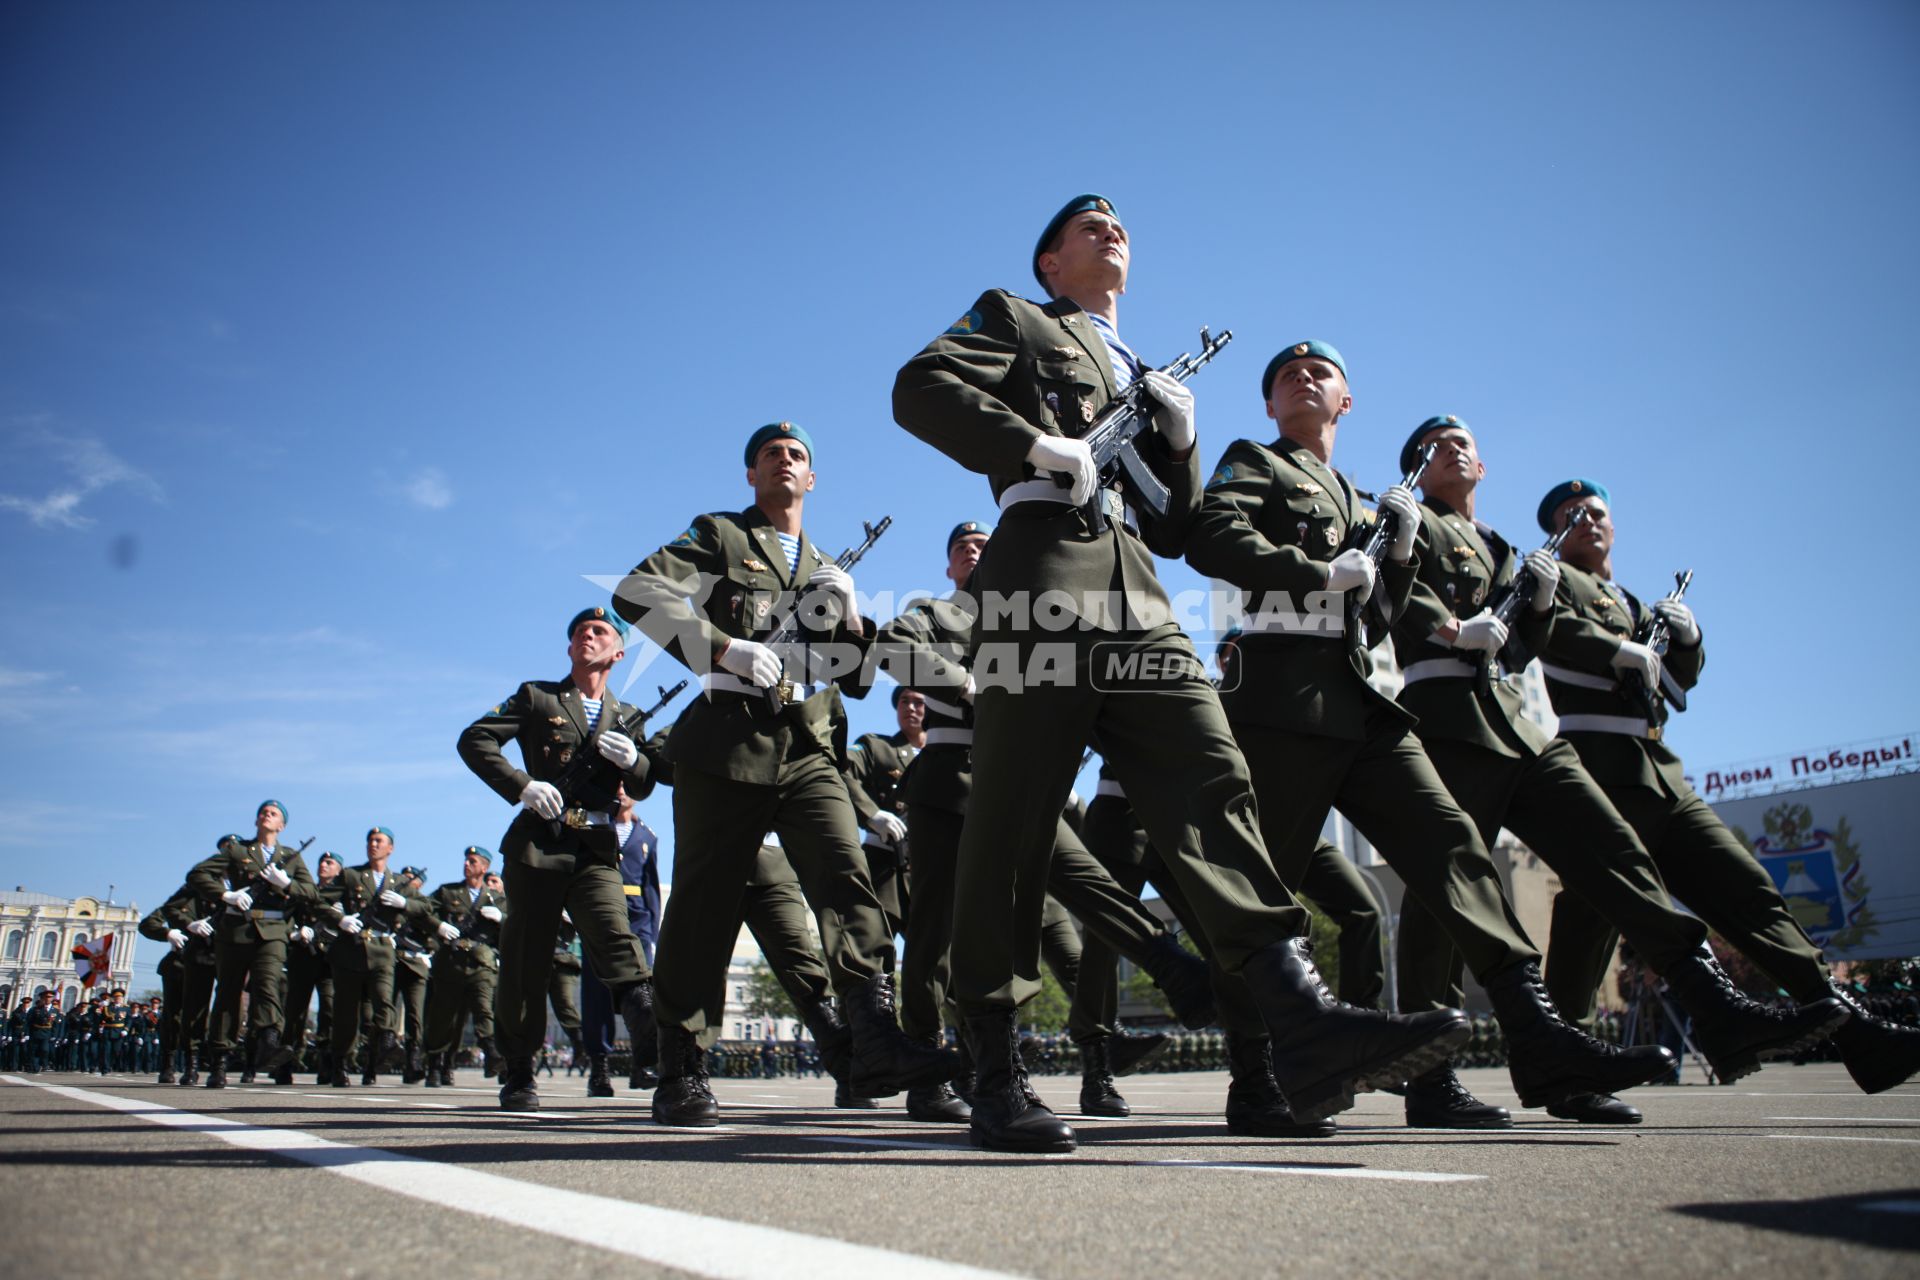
[1768,1134,1920,1146]
[1767,1116,1920,1124]
[1,1075,1020,1280]
[409,1102,456,1110]
[803,1136,1483,1180]
[1859,1199,1920,1215]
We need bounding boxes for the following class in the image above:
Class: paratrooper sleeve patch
[669,526,698,547]
[945,309,984,337]
[1207,463,1235,489]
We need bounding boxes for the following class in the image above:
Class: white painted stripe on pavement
[1146,1159,1483,1184]
[1768,1133,1920,1146]
[1768,1116,1920,1124]
[1,1076,1021,1280]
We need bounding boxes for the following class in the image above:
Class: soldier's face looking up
[1417,428,1484,500]
[568,619,626,670]
[485,874,504,892]
[747,439,814,504]
[895,690,926,733]
[1555,497,1614,571]
[464,852,487,877]
[317,859,340,884]
[367,832,394,859]
[1039,212,1129,298]
[256,806,285,838]
[1266,359,1351,434]
[946,533,988,587]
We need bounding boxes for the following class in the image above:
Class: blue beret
[400,865,427,882]
[367,826,395,844]
[463,845,493,865]
[218,833,242,851]
[1401,414,1472,476]
[257,799,287,824]
[1033,194,1117,287]
[744,421,814,468]
[1261,341,1347,400]
[1537,478,1610,533]
[946,520,992,553]
[568,605,630,642]
[316,851,342,866]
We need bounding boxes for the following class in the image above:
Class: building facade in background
[0,889,141,1010]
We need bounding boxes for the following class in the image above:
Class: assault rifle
[1342,443,1437,645]
[1077,327,1233,533]
[546,677,689,839]
[760,516,892,713]
[1474,508,1589,693]
[1623,570,1694,721]
[229,836,314,914]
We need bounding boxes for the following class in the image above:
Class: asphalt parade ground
[3,1062,1915,1279]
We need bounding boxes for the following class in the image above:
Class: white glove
[437,922,462,942]
[1611,640,1663,689]
[166,929,188,951]
[807,564,859,625]
[187,918,214,938]
[339,913,364,936]
[867,811,908,844]
[1524,549,1560,612]
[1325,548,1377,606]
[1142,370,1195,452]
[520,779,564,819]
[1026,435,1097,507]
[960,672,977,704]
[297,926,315,944]
[221,888,253,912]
[378,889,407,909]
[717,637,782,689]
[259,864,292,891]
[595,730,639,770]
[1452,610,1510,655]
[1378,485,1419,562]
[1654,600,1700,646]
[479,905,503,923]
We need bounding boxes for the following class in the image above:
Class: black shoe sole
[969,1126,1076,1154]
[652,1108,720,1127]
[1225,1113,1338,1139]
[1404,1107,1514,1130]
[1282,1017,1472,1125]
[1078,1098,1131,1118]
[1546,1099,1643,1124]
[1513,1047,1675,1110]
[906,1102,973,1123]
[1704,1002,1851,1083]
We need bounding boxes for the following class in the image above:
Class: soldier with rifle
[1385,420,1844,1129]
[457,605,664,1112]
[321,826,429,1086]
[842,687,924,943]
[1185,341,1678,1126]
[421,845,509,1087]
[283,850,341,1084]
[1535,478,1920,1105]
[391,864,436,1082]
[613,420,959,1127]
[186,801,319,1087]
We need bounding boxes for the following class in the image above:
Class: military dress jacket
[1185,437,1417,740]
[844,731,918,846]
[1539,562,1704,795]
[425,881,509,970]
[186,837,319,944]
[873,592,978,814]
[458,677,658,870]
[613,505,873,786]
[891,289,1201,637]
[1391,497,1553,759]
[322,863,430,952]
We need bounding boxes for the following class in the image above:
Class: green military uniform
[186,834,320,1066]
[391,871,435,1080]
[141,881,218,1081]
[892,288,1313,1026]
[548,918,584,1048]
[423,869,509,1065]
[1538,561,1826,1015]
[842,729,917,938]
[457,673,656,1063]
[27,999,55,1071]
[323,862,429,1077]
[100,996,128,1073]
[282,900,336,1078]
[1391,494,1713,1020]
[743,838,839,1023]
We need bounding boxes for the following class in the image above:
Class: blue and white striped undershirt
[1086,312,1142,391]
[581,697,602,730]
[774,531,801,575]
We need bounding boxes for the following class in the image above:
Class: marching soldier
[579,784,665,1094]
[892,196,1469,1151]
[1385,420,1843,1128]
[1183,337,1675,1123]
[27,991,56,1072]
[392,865,435,1082]
[456,605,663,1111]
[322,826,429,1086]
[100,989,129,1074]
[284,850,341,1085]
[1534,478,1920,1103]
[612,421,957,1126]
[843,688,923,942]
[548,915,587,1069]
[186,801,319,1087]
[141,865,221,1084]
[422,846,509,1087]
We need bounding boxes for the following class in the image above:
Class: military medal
[1080,402,1095,424]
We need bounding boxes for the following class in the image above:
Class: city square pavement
[2,1061,1914,1279]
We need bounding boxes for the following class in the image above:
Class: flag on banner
[72,935,113,988]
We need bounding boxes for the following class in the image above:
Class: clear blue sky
[3,3,1916,992]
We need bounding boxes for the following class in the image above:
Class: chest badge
[1080,401,1095,424]
[743,557,767,572]
[548,716,567,726]
[1323,526,1339,549]
[1053,346,1080,360]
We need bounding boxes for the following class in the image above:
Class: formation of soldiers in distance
[40,192,1920,1156]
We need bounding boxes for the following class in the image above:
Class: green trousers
[744,844,836,1021]
[425,949,498,1055]
[330,936,398,1061]
[496,858,647,1060]
[282,941,334,1065]
[1547,779,1830,1022]
[391,955,430,1053]
[1399,736,1709,1014]
[207,933,288,1053]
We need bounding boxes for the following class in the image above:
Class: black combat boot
[1485,961,1675,1109]
[270,1060,295,1086]
[499,1056,539,1111]
[476,1035,501,1079]
[1247,938,1471,1124]
[587,1053,615,1097]
[423,1052,444,1088]
[905,1034,971,1123]
[1139,935,1218,1030]
[1076,1036,1129,1118]
[950,1033,977,1105]
[205,1055,228,1089]
[156,1037,177,1085]
[651,1025,720,1126]
[846,975,958,1098]
[403,1043,426,1085]
[619,980,658,1078]
[1109,1030,1170,1078]
[798,995,854,1082]
[178,1051,199,1087]
[964,1009,1075,1153]
[1662,951,1847,1083]
[1224,1033,1336,1138]
[315,1048,334,1087]
[363,1030,398,1087]
[834,1079,881,1109]
[1828,982,1920,1094]
[253,1026,295,1074]
[1547,1093,1642,1124]
[1404,1061,1511,1129]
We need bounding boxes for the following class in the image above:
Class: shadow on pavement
[1672,1189,1920,1252]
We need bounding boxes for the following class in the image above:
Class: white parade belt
[1400,658,1477,684]
[924,727,973,747]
